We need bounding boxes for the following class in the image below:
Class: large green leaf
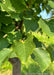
[12,34,35,62]
[24,19,39,32]
[0,48,12,67]
[31,48,51,72]
[0,38,9,50]
[38,19,54,37]
[48,1,54,9]
[10,0,26,12]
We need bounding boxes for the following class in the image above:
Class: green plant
[0,0,54,75]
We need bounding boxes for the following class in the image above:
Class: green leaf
[9,11,20,21]
[28,62,41,73]
[0,11,12,24]
[2,24,15,33]
[0,38,9,50]
[27,56,41,73]
[7,31,22,44]
[12,34,35,62]
[0,48,12,67]
[0,31,5,38]
[5,0,14,10]
[10,0,26,12]
[38,19,54,37]
[32,32,54,45]
[32,32,49,45]
[24,19,39,32]
[33,37,43,47]
[21,56,41,74]
[48,1,54,9]
[1,3,9,11]
[46,44,54,61]
[0,23,1,29]
[46,19,54,33]
[31,48,51,72]
[0,0,14,11]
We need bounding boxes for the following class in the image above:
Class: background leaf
[0,38,9,50]
[0,11,12,24]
